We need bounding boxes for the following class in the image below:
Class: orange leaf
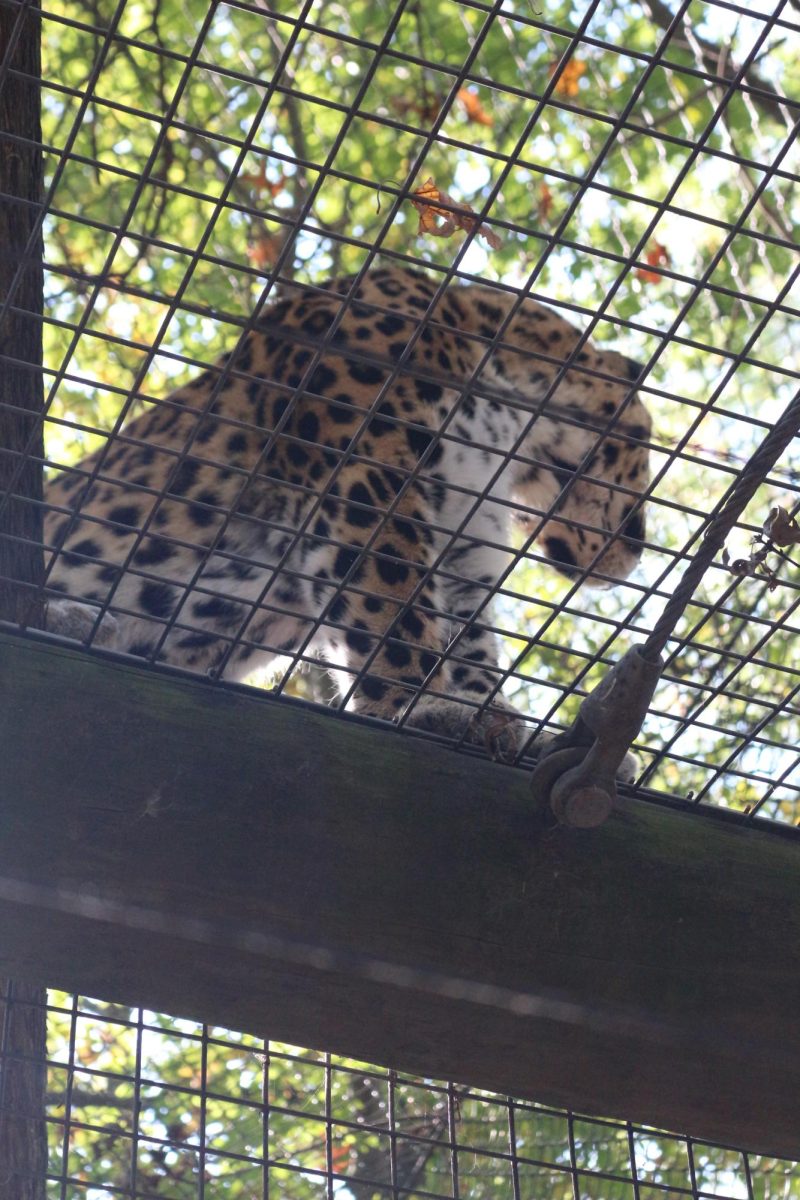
[331,1145,350,1171]
[241,162,285,197]
[537,183,553,222]
[457,88,494,126]
[410,177,456,238]
[247,231,281,268]
[408,177,502,250]
[635,241,671,283]
[392,94,444,123]
[420,97,445,122]
[548,57,586,97]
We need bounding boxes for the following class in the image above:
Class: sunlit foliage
[40,0,800,823]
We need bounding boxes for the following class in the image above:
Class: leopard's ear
[624,358,646,382]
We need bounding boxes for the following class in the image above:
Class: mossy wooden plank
[1,629,799,1157]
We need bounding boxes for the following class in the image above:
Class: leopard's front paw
[405,695,523,763]
[45,598,120,648]
[616,749,639,785]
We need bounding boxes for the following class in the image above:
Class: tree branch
[643,0,791,125]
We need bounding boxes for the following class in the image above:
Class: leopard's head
[476,295,652,586]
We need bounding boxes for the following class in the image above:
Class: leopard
[43,265,652,760]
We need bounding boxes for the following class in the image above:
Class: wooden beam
[0,629,799,1158]
[0,3,48,1195]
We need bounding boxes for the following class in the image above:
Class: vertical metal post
[0,2,47,1197]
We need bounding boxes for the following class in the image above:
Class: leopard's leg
[43,499,315,677]
[434,532,528,761]
[44,596,121,648]
[304,468,516,757]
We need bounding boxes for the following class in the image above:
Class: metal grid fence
[1,0,799,822]
[1,0,799,1193]
[0,986,793,1199]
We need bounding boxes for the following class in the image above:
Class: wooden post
[0,2,47,1197]
[0,630,799,1159]
[0,0,44,624]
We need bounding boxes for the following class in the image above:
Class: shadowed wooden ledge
[0,628,799,1158]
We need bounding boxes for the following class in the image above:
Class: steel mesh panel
[0,988,793,1199]
[0,0,796,821]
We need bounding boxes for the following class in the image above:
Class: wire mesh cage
[1,0,799,820]
[1,0,800,1193]
[1,985,796,1200]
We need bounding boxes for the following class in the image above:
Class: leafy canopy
[41,0,799,813]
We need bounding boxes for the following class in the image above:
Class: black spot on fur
[376,314,406,336]
[287,442,310,467]
[347,481,376,528]
[368,401,395,438]
[348,360,385,386]
[65,537,102,562]
[386,641,412,667]
[193,596,243,622]
[195,417,220,445]
[108,505,141,531]
[188,491,220,527]
[298,411,320,443]
[406,425,435,457]
[620,506,645,546]
[420,651,438,676]
[139,581,176,619]
[328,594,348,623]
[544,451,577,483]
[308,364,337,394]
[169,458,201,496]
[302,311,333,337]
[545,537,578,572]
[346,627,372,655]
[234,343,253,373]
[134,537,175,566]
[360,675,388,701]
[334,545,361,579]
[476,300,502,321]
[329,393,355,423]
[128,641,156,658]
[376,545,409,586]
[367,470,390,503]
[400,609,424,638]
[375,276,404,297]
[177,631,219,649]
[465,679,490,694]
[383,468,404,495]
[393,517,418,545]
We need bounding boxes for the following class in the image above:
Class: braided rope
[643,386,800,662]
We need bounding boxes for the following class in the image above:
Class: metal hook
[531,644,663,828]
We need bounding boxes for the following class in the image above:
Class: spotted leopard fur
[44,267,651,758]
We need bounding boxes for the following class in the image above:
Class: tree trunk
[0,2,47,1198]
